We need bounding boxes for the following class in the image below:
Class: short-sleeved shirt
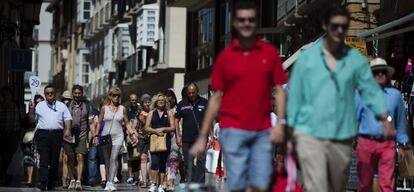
[67,101,94,139]
[128,105,139,120]
[35,100,72,130]
[211,38,287,131]
[175,97,208,143]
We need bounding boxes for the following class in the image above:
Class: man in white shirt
[29,85,72,191]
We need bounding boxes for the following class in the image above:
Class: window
[82,53,90,84]
[148,17,155,22]
[84,2,91,9]
[147,38,154,42]
[83,1,92,20]
[82,54,90,62]
[147,31,155,36]
[188,5,215,72]
[148,10,155,15]
[148,24,155,29]
[33,29,39,40]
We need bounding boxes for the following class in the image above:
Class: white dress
[102,105,125,146]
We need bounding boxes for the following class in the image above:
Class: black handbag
[101,134,112,146]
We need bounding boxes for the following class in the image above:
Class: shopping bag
[399,149,414,177]
[205,148,220,173]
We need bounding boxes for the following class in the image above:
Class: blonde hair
[151,92,169,111]
[106,86,122,106]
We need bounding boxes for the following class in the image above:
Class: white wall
[165,7,187,69]
[35,1,53,84]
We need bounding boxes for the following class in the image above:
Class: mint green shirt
[287,39,387,140]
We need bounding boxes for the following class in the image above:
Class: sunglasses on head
[373,69,388,76]
[329,23,349,31]
[111,94,121,97]
[236,17,256,23]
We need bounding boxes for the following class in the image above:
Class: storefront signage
[345,37,368,56]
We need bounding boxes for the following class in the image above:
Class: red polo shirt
[211,38,287,131]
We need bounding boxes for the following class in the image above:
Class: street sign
[10,49,32,71]
[29,76,41,101]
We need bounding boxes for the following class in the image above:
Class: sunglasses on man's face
[45,92,54,95]
[236,17,256,24]
[329,23,349,31]
[373,70,388,76]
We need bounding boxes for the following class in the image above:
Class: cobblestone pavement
[0,174,227,192]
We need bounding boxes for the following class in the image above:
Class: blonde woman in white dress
[98,86,138,191]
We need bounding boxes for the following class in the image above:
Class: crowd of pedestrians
[0,1,413,192]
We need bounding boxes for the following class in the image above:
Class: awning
[283,37,323,69]
[357,12,414,41]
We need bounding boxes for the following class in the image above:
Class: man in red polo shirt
[191,1,287,191]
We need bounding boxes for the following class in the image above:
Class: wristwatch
[386,115,393,123]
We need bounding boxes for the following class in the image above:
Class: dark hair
[181,87,188,100]
[232,0,257,17]
[72,84,83,93]
[44,84,55,91]
[1,85,12,97]
[34,94,44,101]
[322,4,350,25]
[164,89,177,107]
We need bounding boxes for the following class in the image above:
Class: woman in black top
[145,93,175,192]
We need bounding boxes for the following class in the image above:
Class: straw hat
[370,57,395,77]
[62,90,72,100]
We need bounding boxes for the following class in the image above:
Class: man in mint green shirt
[287,5,395,192]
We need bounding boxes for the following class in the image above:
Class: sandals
[139,181,148,188]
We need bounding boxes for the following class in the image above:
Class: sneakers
[68,179,76,190]
[158,185,165,192]
[114,177,120,184]
[62,177,69,188]
[126,177,134,185]
[104,181,117,191]
[148,183,157,192]
[101,180,107,188]
[75,180,82,191]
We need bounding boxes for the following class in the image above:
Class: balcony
[83,20,92,40]
[276,0,341,27]
[105,2,113,23]
[167,0,211,11]
[97,10,104,30]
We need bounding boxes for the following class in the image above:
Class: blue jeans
[219,128,273,191]
[87,146,98,181]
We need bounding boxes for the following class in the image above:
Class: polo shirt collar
[318,38,349,58]
[230,37,263,51]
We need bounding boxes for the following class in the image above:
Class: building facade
[47,0,92,95]
[24,0,54,112]
[1,0,43,105]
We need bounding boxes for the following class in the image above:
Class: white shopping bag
[205,148,220,173]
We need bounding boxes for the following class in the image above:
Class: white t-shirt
[35,100,72,130]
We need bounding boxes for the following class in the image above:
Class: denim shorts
[219,128,273,191]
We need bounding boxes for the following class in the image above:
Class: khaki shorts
[63,137,88,155]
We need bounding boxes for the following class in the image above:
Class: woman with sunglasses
[145,93,175,192]
[98,86,138,191]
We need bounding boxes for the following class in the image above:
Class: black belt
[359,134,394,142]
[37,129,63,133]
